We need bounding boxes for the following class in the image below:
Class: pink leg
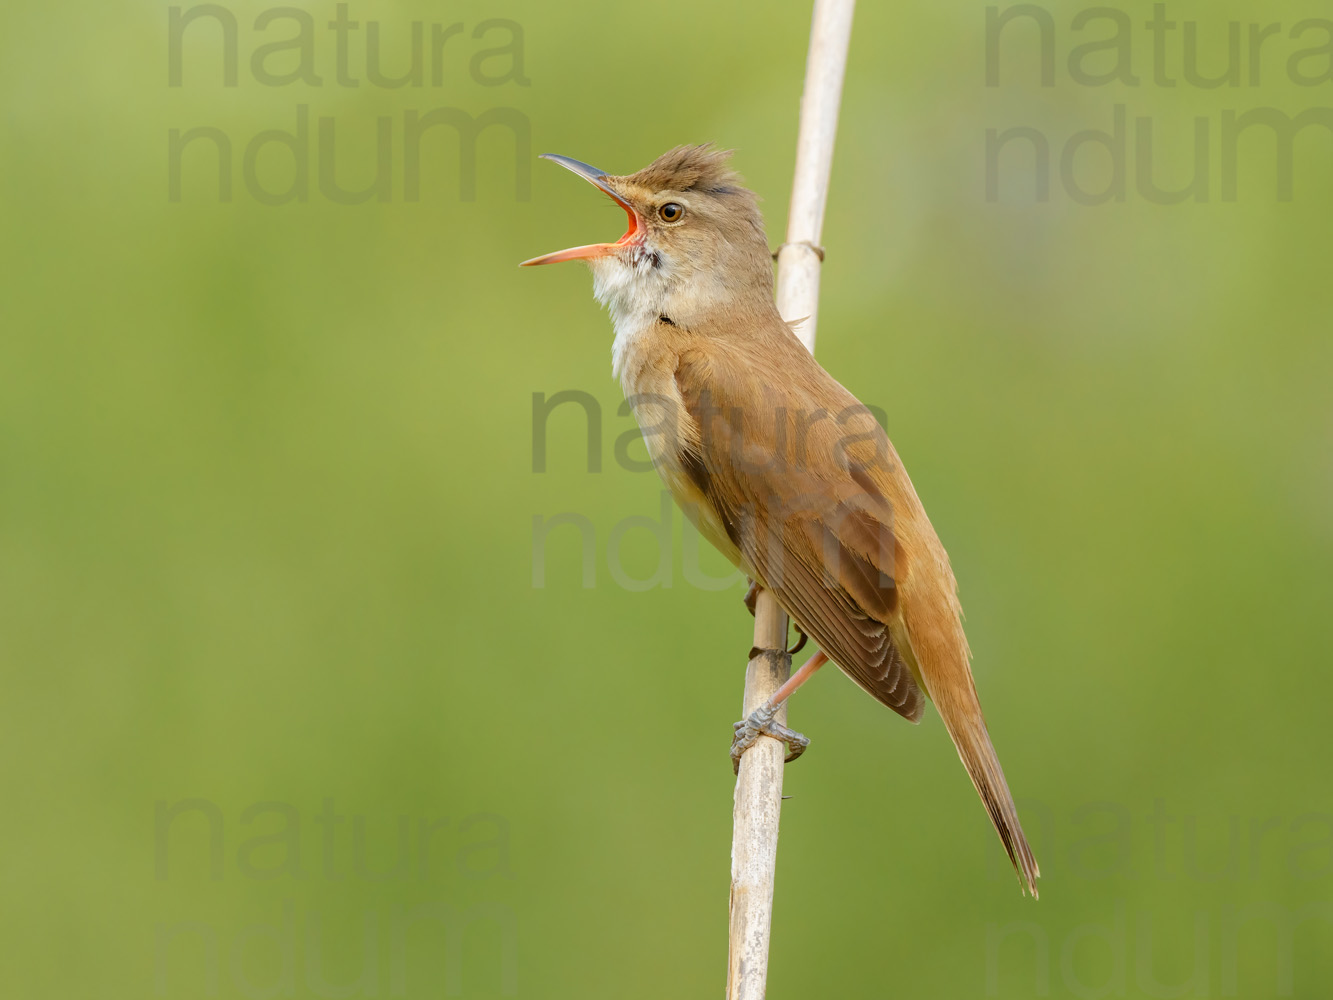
[767,649,828,708]
[731,650,829,773]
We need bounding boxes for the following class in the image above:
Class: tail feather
[943,706,1040,897]
[890,603,1040,897]
[892,533,1040,897]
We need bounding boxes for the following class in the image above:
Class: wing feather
[674,353,924,721]
[665,335,1039,896]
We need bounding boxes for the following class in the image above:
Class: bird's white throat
[590,249,673,381]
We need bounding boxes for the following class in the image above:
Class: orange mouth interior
[520,185,642,266]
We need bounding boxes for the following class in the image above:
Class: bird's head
[521,145,773,328]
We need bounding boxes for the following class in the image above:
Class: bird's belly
[651,446,745,570]
[624,393,744,570]
[621,352,747,572]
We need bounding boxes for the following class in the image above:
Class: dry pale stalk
[726,2,856,998]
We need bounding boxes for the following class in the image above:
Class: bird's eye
[658,202,684,222]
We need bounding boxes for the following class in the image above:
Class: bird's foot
[731,701,810,775]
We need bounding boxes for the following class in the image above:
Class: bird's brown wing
[673,341,1040,896]
[673,350,925,722]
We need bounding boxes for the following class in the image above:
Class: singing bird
[522,145,1039,896]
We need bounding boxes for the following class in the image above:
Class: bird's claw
[742,581,806,655]
[787,624,808,655]
[743,579,760,617]
[730,702,811,775]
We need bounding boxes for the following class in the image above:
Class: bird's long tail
[937,691,1041,897]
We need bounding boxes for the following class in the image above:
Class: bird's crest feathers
[622,144,746,196]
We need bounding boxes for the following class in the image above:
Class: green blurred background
[4,0,1331,996]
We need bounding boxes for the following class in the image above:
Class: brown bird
[522,145,1040,897]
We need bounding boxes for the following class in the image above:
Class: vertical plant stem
[725,2,856,998]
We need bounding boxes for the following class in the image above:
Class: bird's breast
[620,349,744,570]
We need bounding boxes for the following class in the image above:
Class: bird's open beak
[520,154,643,266]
